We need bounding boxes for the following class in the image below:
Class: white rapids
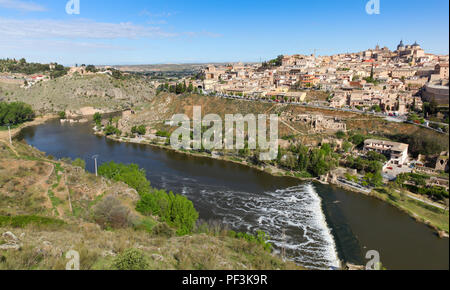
[160,175,341,269]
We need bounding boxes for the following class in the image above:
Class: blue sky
[0,0,448,65]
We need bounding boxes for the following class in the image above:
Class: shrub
[228,230,272,252]
[349,133,367,147]
[133,217,157,233]
[137,190,199,236]
[151,222,175,237]
[98,162,151,195]
[99,162,199,235]
[92,196,133,229]
[72,158,86,170]
[131,125,146,136]
[156,130,170,138]
[104,125,121,136]
[112,248,149,270]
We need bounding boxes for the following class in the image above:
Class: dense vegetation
[0,101,35,126]
[275,143,339,177]
[93,112,102,126]
[261,55,284,69]
[104,125,121,136]
[98,162,199,235]
[396,173,449,201]
[0,58,49,74]
[156,82,199,95]
[390,131,448,156]
[0,58,67,78]
[131,125,146,136]
[137,189,199,235]
[98,162,151,195]
[228,230,273,252]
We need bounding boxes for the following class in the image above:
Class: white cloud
[0,38,129,50]
[184,31,223,38]
[139,10,178,18]
[0,0,46,12]
[0,17,222,57]
[0,17,178,39]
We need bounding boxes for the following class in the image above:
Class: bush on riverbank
[0,101,35,126]
[98,161,199,235]
[98,162,151,195]
[137,190,199,236]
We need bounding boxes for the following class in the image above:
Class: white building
[364,139,409,165]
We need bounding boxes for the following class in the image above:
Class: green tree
[72,158,86,169]
[0,101,35,126]
[93,112,102,126]
[104,125,121,136]
[336,131,346,139]
[342,141,353,153]
[349,133,367,147]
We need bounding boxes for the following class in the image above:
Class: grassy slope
[373,188,449,233]
[0,74,155,114]
[0,140,300,270]
[120,93,449,148]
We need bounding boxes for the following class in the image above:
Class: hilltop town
[158,41,448,125]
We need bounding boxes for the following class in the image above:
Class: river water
[18,119,449,270]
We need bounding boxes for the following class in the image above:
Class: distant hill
[0,74,155,115]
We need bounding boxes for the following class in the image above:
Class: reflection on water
[19,119,449,270]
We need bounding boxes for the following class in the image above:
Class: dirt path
[280,119,304,135]
[0,139,19,157]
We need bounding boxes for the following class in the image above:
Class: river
[18,119,449,270]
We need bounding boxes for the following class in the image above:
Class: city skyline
[0,0,449,65]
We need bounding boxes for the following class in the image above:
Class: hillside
[0,137,299,270]
[0,74,156,116]
[118,92,449,152]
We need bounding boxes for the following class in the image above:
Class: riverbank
[371,188,449,236]
[17,118,450,270]
[8,118,448,237]
[0,115,58,141]
[99,131,449,237]
[101,132,329,185]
